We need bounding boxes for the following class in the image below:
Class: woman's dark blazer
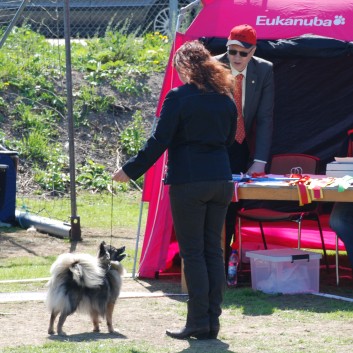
[123,83,237,184]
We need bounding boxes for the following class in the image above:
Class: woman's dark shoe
[208,327,220,339]
[166,326,210,340]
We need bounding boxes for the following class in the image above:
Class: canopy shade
[138,0,353,278]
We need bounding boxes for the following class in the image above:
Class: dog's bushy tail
[48,253,105,288]
[46,253,106,313]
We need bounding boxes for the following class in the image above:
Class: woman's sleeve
[122,89,181,180]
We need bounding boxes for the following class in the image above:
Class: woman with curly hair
[112,40,237,340]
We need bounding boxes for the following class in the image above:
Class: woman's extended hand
[112,168,130,183]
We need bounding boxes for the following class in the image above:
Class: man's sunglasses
[227,48,253,57]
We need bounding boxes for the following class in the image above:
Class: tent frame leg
[132,201,145,278]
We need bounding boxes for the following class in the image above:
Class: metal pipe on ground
[15,210,71,238]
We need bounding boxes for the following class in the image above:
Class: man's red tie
[234,74,245,144]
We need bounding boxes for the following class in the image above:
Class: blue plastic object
[0,151,18,223]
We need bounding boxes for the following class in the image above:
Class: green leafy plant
[76,159,112,192]
[18,131,51,163]
[73,85,116,126]
[119,110,146,157]
[137,32,170,72]
[112,76,149,95]
[34,156,70,192]
[0,27,169,195]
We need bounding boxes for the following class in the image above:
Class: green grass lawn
[1,192,353,352]
[16,191,147,229]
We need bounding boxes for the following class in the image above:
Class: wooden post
[181,260,188,294]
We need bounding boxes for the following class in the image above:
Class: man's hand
[112,168,130,183]
[247,161,266,175]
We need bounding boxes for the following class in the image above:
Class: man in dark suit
[215,24,275,272]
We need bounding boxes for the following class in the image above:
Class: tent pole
[132,201,145,278]
[131,115,159,278]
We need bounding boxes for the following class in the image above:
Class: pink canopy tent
[137,0,353,278]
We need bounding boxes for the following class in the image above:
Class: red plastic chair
[347,129,353,157]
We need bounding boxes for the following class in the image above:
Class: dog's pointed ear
[98,242,106,256]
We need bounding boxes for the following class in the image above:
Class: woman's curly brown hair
[173,40,234,96]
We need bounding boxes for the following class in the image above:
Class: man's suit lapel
[244,59,257,121]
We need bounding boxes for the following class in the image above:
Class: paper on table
[240,174,295,187]
[334,157,353,163]
[232,174,299,182]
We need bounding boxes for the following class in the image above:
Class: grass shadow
[133,274,186,294]
[174,338,235,353]
[0,234,40,257]
[48,331,127,342]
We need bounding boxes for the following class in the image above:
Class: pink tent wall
[138,0,353,278]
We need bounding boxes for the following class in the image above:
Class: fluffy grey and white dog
[46,241,125,335]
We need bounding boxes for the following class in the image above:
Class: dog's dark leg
[48,311,59,335]
[57,313,69,335]
[106,302,116,333]
[91,309,100,332]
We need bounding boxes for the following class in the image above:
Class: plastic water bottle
[227,249,239,287]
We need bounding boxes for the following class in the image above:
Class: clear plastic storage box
[246,248,322,294]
